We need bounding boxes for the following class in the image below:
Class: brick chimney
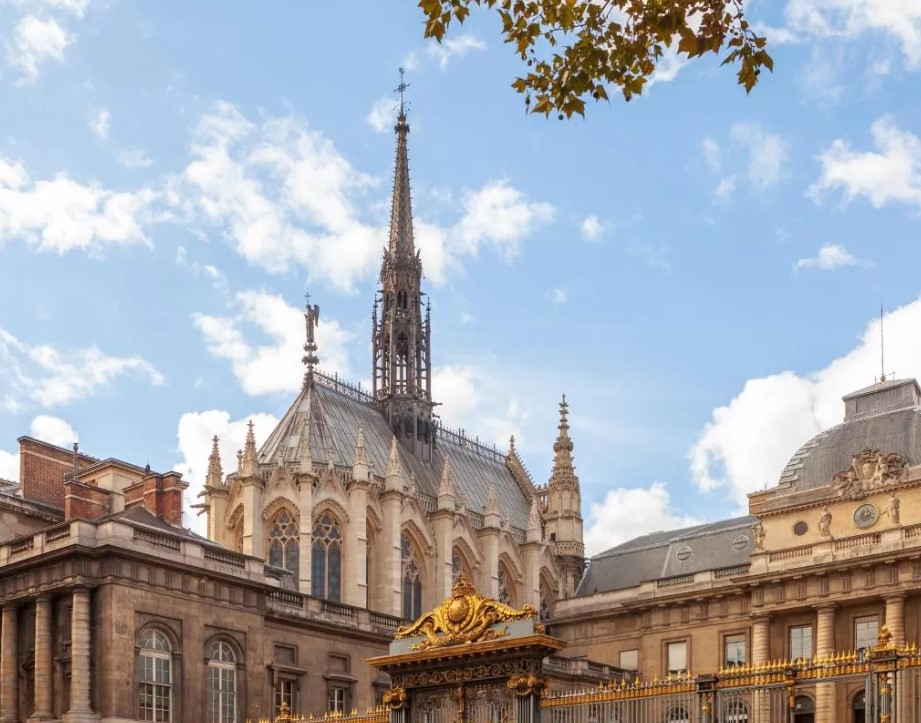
[123,472,187,526]
[64,479,111,521]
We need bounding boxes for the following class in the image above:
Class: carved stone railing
[9,536,34,556]
[905,525,921,540]
[656,574,695,588]
[268,589,304,609]
[44,524,72,543]
[321,599,356,622]
[768,544,813,562]
[132,528,181,552]
[204,546,247,568]
[714,564,751,578]
[834,533,881,551]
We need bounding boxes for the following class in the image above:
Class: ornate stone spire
[206,435,223,487]
[297,413,313,476]
[438,456,455,510]
[549,394,579,491]
[509,434,517,455]
[302,293,320,386]
[484,483,501,525]
[372,70,435,463]
[241,420,257,477]
[236,449,243,475]
[385,435,404,492]
[352,425,369,483]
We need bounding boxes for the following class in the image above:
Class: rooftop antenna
[880,303,886,383]
[395,67,410,115]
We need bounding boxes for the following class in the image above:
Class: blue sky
[2,0,921,553]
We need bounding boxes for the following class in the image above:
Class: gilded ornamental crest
[395,574,537,651]
[832,448,907,500]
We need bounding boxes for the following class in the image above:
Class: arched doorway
[793,695,814,723]
[851,689,865,723]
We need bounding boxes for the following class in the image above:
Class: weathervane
[395,67,410,115]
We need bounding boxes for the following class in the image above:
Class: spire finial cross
[395,67,410,115]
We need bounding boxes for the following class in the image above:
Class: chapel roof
[256,371,534,531]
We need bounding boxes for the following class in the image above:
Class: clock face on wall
[853,503,879,529]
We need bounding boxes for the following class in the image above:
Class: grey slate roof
[257,375,532,531]
[576,516,756,596]
[777,379,921,492]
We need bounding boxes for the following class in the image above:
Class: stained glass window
[268,510,299,579]
[402,532,423,620]
[312,513,342,601]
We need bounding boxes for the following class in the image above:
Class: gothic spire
[549,394,579,491]
[438,456,455,497]
[241,420,257,477]
[388,70,414,258]
[385,435,404,492]
[206,435,223,487]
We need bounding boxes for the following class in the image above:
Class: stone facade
[551,377,921,723]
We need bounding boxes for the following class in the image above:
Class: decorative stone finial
[206,435,223,487]
[548,393,579,492]
[241,420,257,477]
[385,435,404,492]
[438,457,455,497]
[302,293,320,386]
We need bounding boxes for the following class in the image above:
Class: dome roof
[778,378,921,492]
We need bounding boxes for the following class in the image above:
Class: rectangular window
[724,634,746,667]
[619,649,638,671]
[328,686,348,714]
[790,625,813,660]
[856,615,879,653]
[667,641,687,675]
[275,680,296,716]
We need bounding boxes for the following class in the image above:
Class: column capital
[34,593,54,603]
[884,592,907,603]
[813,602,837,613]
[750,612,771,624]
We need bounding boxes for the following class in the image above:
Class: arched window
[539,579,554,620]
[267,510,299,577]
[138,628,173,722]
[452,547,472,584]
[312,513,342,601]
[497,564,513,606]
[402,532,423,620]
[207,640,237,723]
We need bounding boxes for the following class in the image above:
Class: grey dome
[778,378,921,492]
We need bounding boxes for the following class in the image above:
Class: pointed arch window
[207,640,237,723]
[312,513,342,601]
[540,580,553,620]
[137,628,173,722]
[402,532,423,620]
[452,547,472,584]
[497,564,513,606]
[267,510,299,577]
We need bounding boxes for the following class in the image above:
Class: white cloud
[117,148,153,168]
[0,157,157,253]
[785,0,921,69]
[179,103,553,290]
[0,324,164,410]
[5,15,70,83]
[689,296,921,508]
[701,137,721,172]
[174,410,278,533]
[0,449,18,482]
[793,242,871,271]
[366,96,398,133]
[580,214,610,241]
[193,289,354,396]
[584,482,702,555]
[810,117,921,211]
[648,47,688,87]
[714,176,736,201]
[89,108,110,140]
[30,414,77,446]
[426,34,486,69]
[730,122,788,190]
[547,288,567,305]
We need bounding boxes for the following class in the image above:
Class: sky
[2,0,921,556]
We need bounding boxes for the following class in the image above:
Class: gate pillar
[370,575,563,723]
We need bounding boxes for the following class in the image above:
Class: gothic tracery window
[402,532,423,620]
[497,564,512,606]
[452,547,472,584]
[267,510,299,578]
[312,513,342,601]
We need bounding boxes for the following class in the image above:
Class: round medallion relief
[793,521,808,536]
[675,545,692,561]
[732,534,749,550]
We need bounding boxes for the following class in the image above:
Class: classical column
[815,604,836,723]
[885,594,906,645]
[0,604,18,723]
[63,587,99,723]
[30,595,54,721]
[750,615,770,723]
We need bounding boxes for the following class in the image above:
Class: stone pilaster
[241,479,264,558]
[381,488,403,616]
[297,474,313,593]
[814,604,836,723]
[63,587,99,723]
[29,596,54,722]
[885,594,906,645]
[0,604,18,723]
[346,481,369,607]
[750,614,770,723]
[521,541,541,610]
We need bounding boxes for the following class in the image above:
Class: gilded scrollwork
[382,687,408,710]
[395,574,537,651]
[506,673,548,697]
